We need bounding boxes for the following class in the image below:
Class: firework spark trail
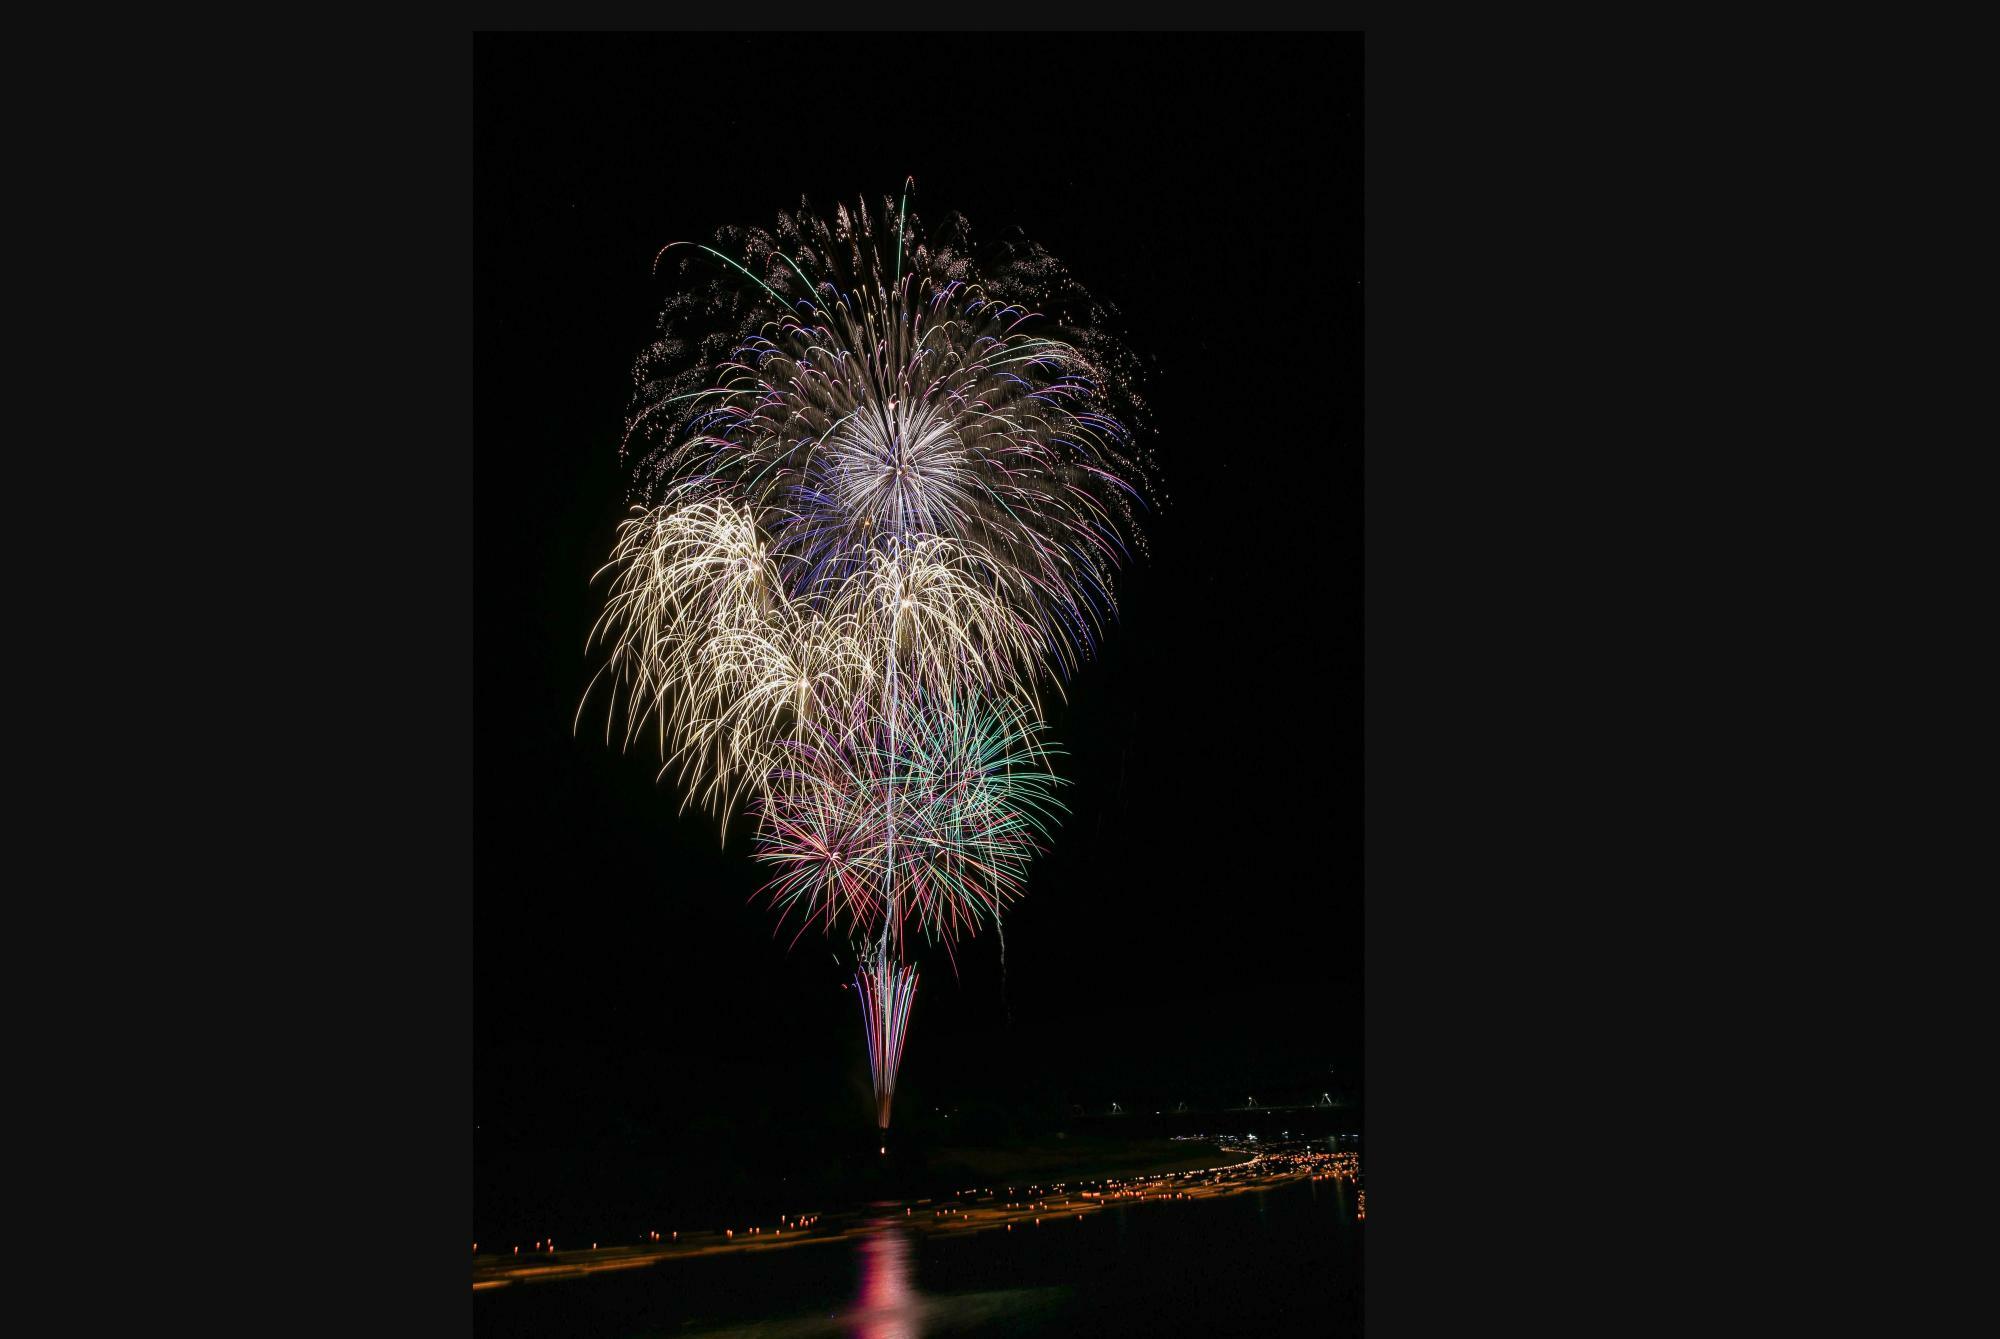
[580,496,879,830]
[752,692,1064,949]
[625,192,1152,684]
[882,691,1066,946]
[582,506,1054,833]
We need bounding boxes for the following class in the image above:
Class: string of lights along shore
[583,179,1157,1140]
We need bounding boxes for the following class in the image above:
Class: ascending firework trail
[582,179,1155,1138]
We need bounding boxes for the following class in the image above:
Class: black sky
[476,34,1361,1169]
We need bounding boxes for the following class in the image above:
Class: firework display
[585,182,1150,1131]
[754,691,1066,949]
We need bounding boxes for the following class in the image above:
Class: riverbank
[475,1139,1352,1289]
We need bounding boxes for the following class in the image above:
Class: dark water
[475,1175,1361,1337]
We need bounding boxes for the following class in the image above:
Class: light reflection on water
[839,1212,1060,1338]
[851,1219,919,1339]
[677,1212,1060,1339]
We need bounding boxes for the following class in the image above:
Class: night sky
[476,34,1362,1207]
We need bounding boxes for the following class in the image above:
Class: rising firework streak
[855,953,918,1131]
